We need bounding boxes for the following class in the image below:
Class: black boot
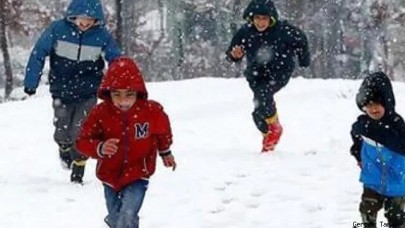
[71,160,85,184]
[361,212,377,228]
[58,144,73,170]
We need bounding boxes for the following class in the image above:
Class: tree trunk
[283,0,306,23]
[145,0,165,79]
[284,0,309,78]
[323,2,343,79]
[0,0,13,99]
[167,1,185,79]
[230,0,242,35]
[115,0,123,49]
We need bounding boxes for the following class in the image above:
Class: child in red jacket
[76,56,176,228]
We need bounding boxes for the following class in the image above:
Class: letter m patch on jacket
[135,123,149,139]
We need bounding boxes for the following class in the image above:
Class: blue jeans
[103,179,149,228]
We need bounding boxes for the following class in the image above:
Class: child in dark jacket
[76,56,176,228]
[350,72,405,228]
[226,0,310,152]
[23,0,122,183]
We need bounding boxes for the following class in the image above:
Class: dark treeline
[1,0,404,96]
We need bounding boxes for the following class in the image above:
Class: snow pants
[53,97,97,161]
[247,73,289,133]
[359,187,405,228]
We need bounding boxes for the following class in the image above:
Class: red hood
[98,56,148,100]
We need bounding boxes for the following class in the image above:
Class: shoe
[59,144,73,170]
[71,160,86,184]
[262,114,283,152]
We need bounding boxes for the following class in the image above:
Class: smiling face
[253,15,271,32]
[74,17,96,31]
[363,102,385,120]
[111,89,137,112]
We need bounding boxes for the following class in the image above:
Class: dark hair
[356,88,384,108]
[355,71,395,114]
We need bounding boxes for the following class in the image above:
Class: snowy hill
[2,77,405,228]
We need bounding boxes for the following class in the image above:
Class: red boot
[262,114,283,152]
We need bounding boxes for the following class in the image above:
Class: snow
[2,77,405,227]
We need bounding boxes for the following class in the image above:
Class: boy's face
[111,89,137,112]
[253,15,271,32]
[363,102,385,120]
[75,17,96,31]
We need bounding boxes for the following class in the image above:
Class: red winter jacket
[76,57,172,191]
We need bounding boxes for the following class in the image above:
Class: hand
[101,138,120,157]
[230,45,244,60]
[162,154,177,171]
[24,87,36,96]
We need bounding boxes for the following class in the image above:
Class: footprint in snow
[214,186,226,191]
[246,202,260,209]
[251,191,265,197]
[222,197,235,205]
[209,206,225,214]
[235,173,248,178]
[224,180,236,186]
[304,150,317,155]
[65,198,75,203]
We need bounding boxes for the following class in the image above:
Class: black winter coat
[350,72,405,161]
[226,0,310,85]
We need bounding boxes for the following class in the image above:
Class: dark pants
[53,97,97,161]
[247,73,290,133]
[359,187,405,228]
[104,180,149,228]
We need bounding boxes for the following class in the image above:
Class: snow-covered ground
[2,77,405,228]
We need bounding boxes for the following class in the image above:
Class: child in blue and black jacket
[351,72,405,228]
[24,0,122,184]
[226,0,310,152]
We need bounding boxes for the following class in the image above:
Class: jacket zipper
[118,113,130,180]
[377,142,387,194]
[143,158,149,175]
[77,31,83,61]
[123,114,130,164]
[96,160,103,173]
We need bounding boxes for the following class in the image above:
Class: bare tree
[142,0,165,75]
[0,0,13,99]
[6,0,405,81]
[115,0,124,49]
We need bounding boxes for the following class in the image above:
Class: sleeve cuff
[226,54,241,63]
[97,142,104,158]
[159,149,172,157]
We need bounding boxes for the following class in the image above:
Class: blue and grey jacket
[24,0,121,103]
[350,72,405,196]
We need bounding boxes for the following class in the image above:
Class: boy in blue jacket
[226,0,310,152]
[351,72,405,228]
[24,0,122,184]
